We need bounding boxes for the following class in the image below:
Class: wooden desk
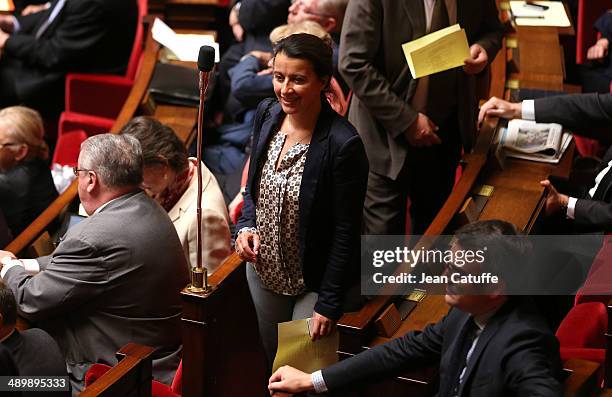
[335,7,575,396]
[149,0,226,30]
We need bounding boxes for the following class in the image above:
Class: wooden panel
[181,254,268,397]
[79,344,154,397]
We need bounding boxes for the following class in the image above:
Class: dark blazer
[3,329,66,377]
[3,0,137,114]
[237,0,292,50]
[4,190,189,389]
[339,0,503,179]
[0,159,58,236]
[321,300,563,397]
[236,98,369,319]
[535,93,612,230]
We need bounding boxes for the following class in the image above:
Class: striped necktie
[35,0,67,39]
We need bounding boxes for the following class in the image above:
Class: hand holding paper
[463,44,488,75]
[402,24,470,79]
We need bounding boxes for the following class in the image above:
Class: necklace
[285,131,311,145]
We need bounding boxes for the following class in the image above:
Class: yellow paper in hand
[272,318,339,374]
[402,24,470,79]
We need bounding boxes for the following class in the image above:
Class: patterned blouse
[254,131,309,295]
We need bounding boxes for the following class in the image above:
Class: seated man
[479,93,612,232]
[580,11,612,94]
[268,220,563,396]
[0,134,189,391]
[0,282,67,380]
[0,0,137,116]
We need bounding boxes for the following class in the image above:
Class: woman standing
[235,33,368,365]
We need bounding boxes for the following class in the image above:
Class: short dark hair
[120,117,189,173]
[273,33,334,84]
[0,283,17,326]
[453,220,531,292]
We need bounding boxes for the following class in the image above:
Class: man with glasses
[268,220,563,396]
[0,133,189,392]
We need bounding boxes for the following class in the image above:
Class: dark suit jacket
[3,0,137,112]
[339,0,503,179]
[4,190,189,388]
[321,299,563,397]
[535,93,612,230]
[3,329,66,377]
[0,159,58,236]
[236,98,369,319]
[3,329,68,396]
[237,0,291,50]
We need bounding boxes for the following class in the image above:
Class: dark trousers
[363,114,462,236]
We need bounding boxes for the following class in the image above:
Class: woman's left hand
[310,311,336,341]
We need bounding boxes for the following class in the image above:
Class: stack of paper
[0,0,14,12]
[273,318,339,373]
[151,18,220,63]
[510,1,571,27]
[402,24,470,79]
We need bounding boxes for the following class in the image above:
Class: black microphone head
[197,46,215,72]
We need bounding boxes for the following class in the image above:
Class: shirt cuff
[11,16,20,33]
[567,197,577,219]
[311,370,328,394]
[0,258,40,278]
[521,100,535,120]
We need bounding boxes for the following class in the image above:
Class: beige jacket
[168,160,231,273]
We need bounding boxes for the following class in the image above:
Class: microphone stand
[188,46,215,293]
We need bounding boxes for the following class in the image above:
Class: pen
[523,2,549,11]
[516,15,545,18]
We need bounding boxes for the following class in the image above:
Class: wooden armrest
[562,359,600,397]
[79,343,155,397]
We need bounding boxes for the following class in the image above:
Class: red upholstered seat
[59,0,147,135]
[576,0,611,64]
[84,360,182,397]
[52,129,89,167]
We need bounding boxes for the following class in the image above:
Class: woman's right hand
[235,231,260,262]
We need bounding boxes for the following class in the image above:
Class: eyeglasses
[73,167,94,176]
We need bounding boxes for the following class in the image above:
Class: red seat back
[125,0,148,80]
[576,0,612,64]
[52,129,88,167]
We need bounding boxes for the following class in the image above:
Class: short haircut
[80,134,143,188]
[120,117,188,173]
[0,283,17,326]
[0,106,49,160]
[452,220,531,291]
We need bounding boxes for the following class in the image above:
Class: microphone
[190,45,216,293]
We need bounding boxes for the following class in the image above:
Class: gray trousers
[246,263,319,367]
[246,264,364,371]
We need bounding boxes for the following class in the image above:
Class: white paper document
[152,18,220,63]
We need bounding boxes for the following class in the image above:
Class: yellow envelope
[402,24,470,79]
[272,318,339,374]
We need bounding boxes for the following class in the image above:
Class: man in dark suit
[0,134,189,391]
[340,0,503,235]
[268,220,563,396]
[0,282,67,391]
[479,93,612,232]
[0,0,137,116]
